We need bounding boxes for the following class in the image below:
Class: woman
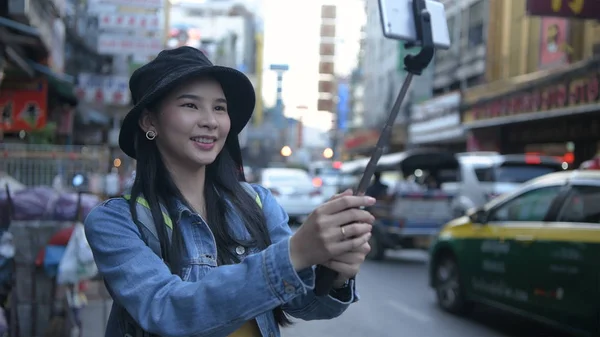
[84,46,375,337]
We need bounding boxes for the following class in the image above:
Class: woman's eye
[182,103,197,109]
[215,106,227,111]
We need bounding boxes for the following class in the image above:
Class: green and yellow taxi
[429,170,600,336]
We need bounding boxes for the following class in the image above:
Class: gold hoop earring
[145,130,156,140]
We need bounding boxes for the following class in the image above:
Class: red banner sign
[526,0,600,20]
[0,79,48,132]
[344,130,379,150]
[464,68,600,123]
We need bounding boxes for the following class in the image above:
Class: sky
[261,0,365,131]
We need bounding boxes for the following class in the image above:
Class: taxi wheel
[434,255,471,314]
[366,233,385,261]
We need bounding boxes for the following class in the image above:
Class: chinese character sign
[527,0,600,20]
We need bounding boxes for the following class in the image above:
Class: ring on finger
[341,226,347,240]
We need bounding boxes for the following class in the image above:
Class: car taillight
[269,188,280,196]
[310,189,322,197]
[312,177,323,187]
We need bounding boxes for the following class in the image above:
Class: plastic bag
[57,223,98,285]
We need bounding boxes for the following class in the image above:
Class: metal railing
[0,144,110,187]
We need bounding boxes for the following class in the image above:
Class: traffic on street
[284,251,574,337]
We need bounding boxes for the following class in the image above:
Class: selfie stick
[314,0,436,296]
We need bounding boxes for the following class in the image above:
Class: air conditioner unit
[8,0,54,51]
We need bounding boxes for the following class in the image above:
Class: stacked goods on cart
[0,183,101,337]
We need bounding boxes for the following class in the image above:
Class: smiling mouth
[190,136,216,144]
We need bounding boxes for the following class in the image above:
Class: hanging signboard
[97,34,162,56]
[90,0,164,9]
[0,79,48,132]
[97,13,161,31]
[75,73,130,106]
[463,67,600,125]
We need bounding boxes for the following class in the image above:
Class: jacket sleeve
[84,198,312,337]
[253,185,358,321]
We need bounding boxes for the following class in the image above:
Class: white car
[259,168,324,224]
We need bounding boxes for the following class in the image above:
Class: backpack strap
[123,183,260,254]
[122,194,173,258]
[241,182,262,209]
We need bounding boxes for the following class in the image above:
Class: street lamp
[281,145,292,157]
[323,147,333,159]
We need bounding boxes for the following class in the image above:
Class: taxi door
[471,185,564,312]
[532,183,600,333]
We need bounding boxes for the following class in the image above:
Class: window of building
[467,0,485,47]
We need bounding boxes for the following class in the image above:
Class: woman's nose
[198,110,218,129]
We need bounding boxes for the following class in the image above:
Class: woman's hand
[289,190,375,271]
[327,241,371,287]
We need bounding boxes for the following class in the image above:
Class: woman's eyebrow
[176,94,227,104]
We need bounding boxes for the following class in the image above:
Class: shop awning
[28,61,78,106]
[0,17,39,38]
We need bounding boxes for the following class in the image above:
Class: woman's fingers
[322,208,375,228]
[316,195,376,215]
[329,232,371,256]
[324,222,372,242]
[329,189,352,201]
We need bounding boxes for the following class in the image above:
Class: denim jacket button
[284,285,295,294]
[235,246,246,255]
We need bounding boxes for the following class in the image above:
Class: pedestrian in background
[84,46,374,337]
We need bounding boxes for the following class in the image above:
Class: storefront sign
[526,0,600,20]
[97,34,162,56]
[90,0,164,9]
[75,73,130,106]
[0,79,48,132]
[409,92,463,144]
[344,130,379,150]
[98,13,161,31]
[464,68,600,124]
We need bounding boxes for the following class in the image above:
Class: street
[283,250,575,337]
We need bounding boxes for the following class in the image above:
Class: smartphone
[378,0,451,50]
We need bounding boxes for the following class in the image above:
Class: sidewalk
[80,280,111,337]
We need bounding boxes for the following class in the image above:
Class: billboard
[526,0,600,20]
[0,79,48,132]
[539,17,570,69]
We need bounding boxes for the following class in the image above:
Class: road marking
[387,300,432,323]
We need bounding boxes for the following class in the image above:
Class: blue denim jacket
[84,184,358,337]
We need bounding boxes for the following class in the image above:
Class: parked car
[429,169,600,336]
[448,152,566,217]
[258,167,324,224]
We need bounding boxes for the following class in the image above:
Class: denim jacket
[84,184,358,337]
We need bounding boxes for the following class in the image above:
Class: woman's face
[141,77,231,169]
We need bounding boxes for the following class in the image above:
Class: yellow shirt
[228,320,262,337]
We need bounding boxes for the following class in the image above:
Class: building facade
[1,0,85,144]
[462,0,600,167]
[351,0,436,157]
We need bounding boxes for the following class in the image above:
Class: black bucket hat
[119,46,255,169]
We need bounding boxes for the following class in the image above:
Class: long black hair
[128,110,292,327]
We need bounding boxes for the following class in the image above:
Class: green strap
[123,183,261,233]
[123,194,173,229]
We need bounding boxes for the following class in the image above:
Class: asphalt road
[282,250,576,337]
